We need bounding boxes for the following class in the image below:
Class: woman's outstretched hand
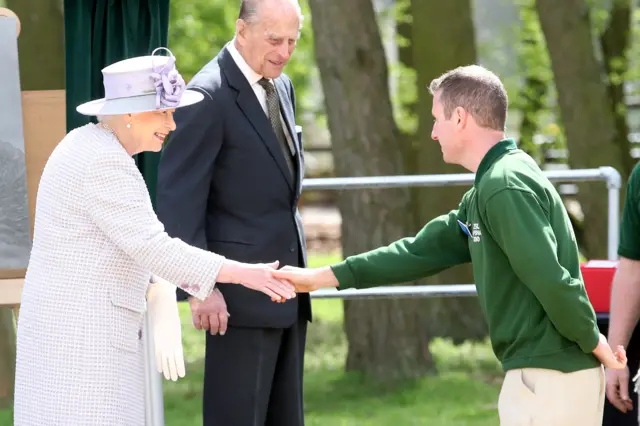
[218,260,297,302]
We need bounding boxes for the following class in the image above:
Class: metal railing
[145,166,622,425]
[303,166,622,262]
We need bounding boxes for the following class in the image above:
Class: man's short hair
[428,65,508,131]
[238,0,303,26]
[239,0,259,23]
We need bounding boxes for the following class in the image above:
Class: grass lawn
[0,253,504,425]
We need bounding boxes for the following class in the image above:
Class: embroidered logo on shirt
[458,220,482,243]
[471,223,482,243]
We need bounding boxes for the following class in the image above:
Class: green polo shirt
[331,139,601,373]
[619,162,640,260]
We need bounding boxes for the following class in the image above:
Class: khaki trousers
[498,366,604,426]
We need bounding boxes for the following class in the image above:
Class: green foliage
[390,0,417,135]
[512,0,560,162]
[592,1,631,97]
[627,9,640,90]
[167,0,317,117]
[390,61,418,135]
[168,0,236,81]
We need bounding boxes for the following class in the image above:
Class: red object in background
[581,260,619,314]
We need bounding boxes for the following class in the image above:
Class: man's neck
[462,131,506,173]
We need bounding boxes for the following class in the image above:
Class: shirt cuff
[577,324,601,353]
[330,260,357,289]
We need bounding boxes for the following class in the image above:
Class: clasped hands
[190,263,337,336]
[189,261,304,335]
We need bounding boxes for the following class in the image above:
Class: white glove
[147,276,186,381]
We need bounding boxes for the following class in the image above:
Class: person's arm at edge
[483,187,599,353]
[608,257,640,350]
[608,178,640,350]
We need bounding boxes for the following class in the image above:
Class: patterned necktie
[258,77,295,178]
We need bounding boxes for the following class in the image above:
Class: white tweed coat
[14,123,225,426]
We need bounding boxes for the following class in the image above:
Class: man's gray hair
[238,0,304,26]
[428,65,508,132]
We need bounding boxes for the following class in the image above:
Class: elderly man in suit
[156,0,311,425]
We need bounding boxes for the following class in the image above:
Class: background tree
[512,0,552,163]
[408,0,488,343]
[308,0,432,381]
[536,0,634,258]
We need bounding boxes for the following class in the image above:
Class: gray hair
[428,65,508,132]
[238,0,304,27]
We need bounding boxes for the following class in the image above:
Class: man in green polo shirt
[273,65,627,425]
[605,162,640,420]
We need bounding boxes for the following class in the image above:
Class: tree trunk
[409,0,488,343]
[308,0,433,381]
[535,0,633,259]
[600,0,632,179]
[513,0,550,163]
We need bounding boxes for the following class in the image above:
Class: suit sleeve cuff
[330,261,357,289]
[176,287,190,302]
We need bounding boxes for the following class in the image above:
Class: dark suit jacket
[156,46,311,328]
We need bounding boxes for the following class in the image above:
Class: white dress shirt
[227,40,296,156]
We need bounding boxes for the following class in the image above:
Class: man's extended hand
[188,288,229,335]
[606,366,634,413]
[219,260,296,302]
[593,333,627,370]
[271,266,339,293]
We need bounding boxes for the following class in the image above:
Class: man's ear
[236,19,247,41]
[454,107,467,128]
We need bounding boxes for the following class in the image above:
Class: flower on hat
[149,50,186,109]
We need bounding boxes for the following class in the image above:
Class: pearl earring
[126,123,131,129]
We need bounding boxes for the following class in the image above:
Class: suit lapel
[219,48,294,191]
[274,78,302,193]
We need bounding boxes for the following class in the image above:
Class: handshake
[189,262,339,334]
[148,261,338,382]
[189,261,338,326]
[216,260,339,302]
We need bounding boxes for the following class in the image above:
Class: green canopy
[63,0,170,206]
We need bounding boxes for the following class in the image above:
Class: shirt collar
[227,39,264,86]
[474,138,518,186]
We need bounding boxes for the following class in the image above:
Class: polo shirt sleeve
[619,163,640,260]
[330,201,472,290]
[483,188,599,353]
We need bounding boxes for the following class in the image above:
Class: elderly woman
[13,48,295,426]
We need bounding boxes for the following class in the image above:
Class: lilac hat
[76,47,203,116]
